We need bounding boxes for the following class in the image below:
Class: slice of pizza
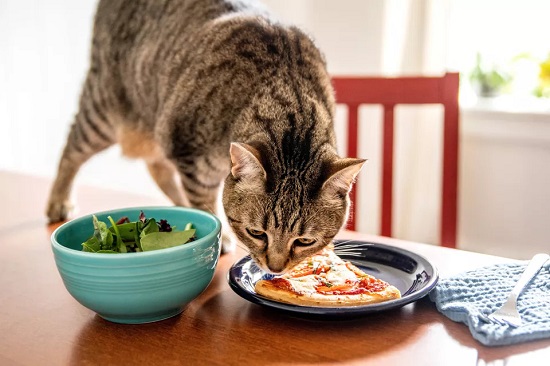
[254,246,401,307]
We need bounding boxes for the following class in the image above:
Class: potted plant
[468,53,512,97]
[534,53,550,98]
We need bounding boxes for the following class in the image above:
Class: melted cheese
[325,263,357,285]
[284,250,360,294]
[286,277,318,294]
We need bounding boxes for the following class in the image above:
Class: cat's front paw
[46,199,74,223]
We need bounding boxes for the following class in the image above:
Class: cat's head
[222,142,365,274]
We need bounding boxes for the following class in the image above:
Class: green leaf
[92,215,114,251]
[134,221,142,251]
[140,218,159,238]
[109,222,138,242]
[140,229,196,252]
[107,216,126,253]
[82,237,100,252]
[82,214,194,254]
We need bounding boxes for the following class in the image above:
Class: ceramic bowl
[51,206,221,324]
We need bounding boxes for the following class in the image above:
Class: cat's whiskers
[334,238,354,246]
[235,241,251,253]
[333,239,363,257]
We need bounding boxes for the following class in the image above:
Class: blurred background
[1,0,549,259]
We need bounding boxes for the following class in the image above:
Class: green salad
[81,211,196,253]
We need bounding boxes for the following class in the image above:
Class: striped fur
[47,0,365,270]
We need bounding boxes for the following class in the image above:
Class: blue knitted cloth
[429,260,550,346]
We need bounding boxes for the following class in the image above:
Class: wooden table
[1,171,549,366]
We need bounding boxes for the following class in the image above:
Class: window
[446,0,550,102]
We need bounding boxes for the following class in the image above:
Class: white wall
[1,0,94,170]
[460,105,550,259]
[0,0,164,198]
[262,0,385,75]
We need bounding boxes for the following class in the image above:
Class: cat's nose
[266,258,289,274]
[265,251,289,273]
[266,263,286,274]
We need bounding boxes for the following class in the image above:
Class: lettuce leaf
[140,229,196,252]
[81,212,195,254]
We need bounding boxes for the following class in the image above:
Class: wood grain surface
[1,171,548,366]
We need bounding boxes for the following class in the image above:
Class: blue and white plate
[227,240,439,317]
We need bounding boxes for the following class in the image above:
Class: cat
[46,0,365,274]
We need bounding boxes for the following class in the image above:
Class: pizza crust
[255,279,401,307]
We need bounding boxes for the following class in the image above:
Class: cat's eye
[295,237,316,246]
[246,228,266,239]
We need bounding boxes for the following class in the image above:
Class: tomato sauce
[270,278,294,292]
[289,264,331,278]
[315,278,388,295]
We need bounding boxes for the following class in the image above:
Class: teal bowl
[51,206,221,324]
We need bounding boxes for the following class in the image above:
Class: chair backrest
[332,72,460,248]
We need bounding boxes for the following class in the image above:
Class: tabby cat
[46,0,365,274]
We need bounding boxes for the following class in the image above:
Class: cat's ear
[229,142,266,182]
[321,158,367,198]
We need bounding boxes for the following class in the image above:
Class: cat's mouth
[263,268,287,275]
[257,263,288,275]
[252,254,291,275]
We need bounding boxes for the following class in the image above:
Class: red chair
[332,72,460,248]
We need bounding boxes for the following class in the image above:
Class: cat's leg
[215,192,238,255]
[180,174,220,214]
[46,82,115,222]
[145,158,190,207]
[178,159,235,253]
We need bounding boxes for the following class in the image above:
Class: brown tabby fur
[47,0,365,273]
